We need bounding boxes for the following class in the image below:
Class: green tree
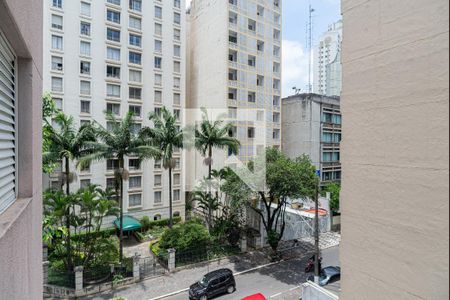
[192,190,220,232]
[43,112,96,270]
[323,183,341,212]
[195,108,240,181]
[248,149,318,252]
[78,112,160,261]
[142,107,183,228]
[158,221,211,252]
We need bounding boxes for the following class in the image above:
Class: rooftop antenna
[307,4,315,93]
[292,87,302,95]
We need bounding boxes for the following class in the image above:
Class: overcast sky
[186,0,342,97]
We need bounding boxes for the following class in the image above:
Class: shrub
[159,221,211,252]
[140,216,182,231]
[140,216,152,231]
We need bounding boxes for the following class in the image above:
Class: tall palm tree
[195,108,240,181]
[78,112,160,261]
[43,112,96,195]
[43,112,96,271]
[142,107,183,228]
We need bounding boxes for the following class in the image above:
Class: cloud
[282,40,310,97]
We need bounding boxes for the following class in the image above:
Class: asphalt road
[161,246,340,300]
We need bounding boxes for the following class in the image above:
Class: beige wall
[340,0,449,299]
[0,0,43,299]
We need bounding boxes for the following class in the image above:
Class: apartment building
[282,93,341,185]
[43,0,187,221]
[187,0,282,185]
[341,0,449,299]
[313,20,342,97]
[0,0,43,298]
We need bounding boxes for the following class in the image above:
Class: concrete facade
[43,0,187,222]
[313,20,342,97]
[0,0,43,298]
[282,94,341,184]
[186,0,282,187]
[340,0,449,299]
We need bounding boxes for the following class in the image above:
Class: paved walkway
[123,238,152,258]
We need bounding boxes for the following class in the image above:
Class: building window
[80,41,91,56]
[107,65,121,79]
[129,16,142,30]
[229,31,238,44]
[257,75,264,87]
[130,123,142,135]
[51,56,63,71]
[129,0,142,12]
[154,191,162,204]
[174,45,181,57]
[173,174,181,185]
[107,84,121,98]
[129,87,142,100]
[51,14,63,30]
[53,0,62,9]
[52,35,63,50]
[80,179,91,189]
[106,177,116,189]
[155,23,162,36]
[79,82,90,97]
[174,0,181,8]
[129,176,142,189]
[155,40,162,53]
[174,61,181,73]
[107,10,121,24]
[129,70,142,83]
[257,40,264,52]
[173,93,181,105]
[155,6,162,19]
[174,12,181,25]
[173,190,181,202]
[174,77,181,89]
[54,98,63,110]
[174,29,181,41]
[248,92,256,103]
[155,74,162,86]
[129,194,142,207]
[106,103,120,115]
[154,57,162,69]
[154,214,162,221]
[129,159,141,170]
[154,91,162,103]
[107,47,120,61]
[129,51,142,65]
[107,28,121,42]
[248,127,255,139]
[129,105,142,117]
[154,175,162,187]
[0,35,16,214]
[154,159,162,169]
[248,19,256,31]
[80,2,91,16]
[107,159,119,171]
[107,0,121,6]
[80,100,90,114]
[80,61,90,75]
[129,34,142,47]
[80,22,91,36]
[51,77,63,92]
[248,55,256,67]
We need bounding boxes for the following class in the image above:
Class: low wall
[301,282,339,300]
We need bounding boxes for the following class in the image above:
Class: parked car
[189,269,236,300]
[307,266,341,286]
[242,293,267,300]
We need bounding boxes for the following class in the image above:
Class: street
[160,246,339,300]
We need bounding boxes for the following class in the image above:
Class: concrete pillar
[168,249,176,272]
[133,254,140,280]
[240,237,247,253]
[74,266,83,295]
[43,261,49,285]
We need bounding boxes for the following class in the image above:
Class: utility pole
[314,177,321,284]
[308,5,314,93]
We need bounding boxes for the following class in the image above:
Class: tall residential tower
[313,20,342,97]
[43,0,187,221]
[187,0,282,184]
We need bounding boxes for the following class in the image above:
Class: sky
[282,0,341,97]
[186,0,342,97]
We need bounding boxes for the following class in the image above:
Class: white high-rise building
[187,0,282,184]
[313,20,342,97]
[43,0,187,221]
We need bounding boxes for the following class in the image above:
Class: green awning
[113,216,142,231]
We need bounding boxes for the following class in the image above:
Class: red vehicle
[242,293,267,300]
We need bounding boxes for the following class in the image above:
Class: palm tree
[43,112,96,195]
[192,190,220,232]
[78,112,160,261]
[142,107,183,228]
[195,108,240,181]
[43,112,96,271]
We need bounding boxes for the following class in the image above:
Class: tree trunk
[64,157,73,272]
[208,145,212,180]
[119,157,124,262]
[207,145,213,232]
[169,167,173,228]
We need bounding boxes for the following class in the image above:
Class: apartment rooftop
[283,93,340,106]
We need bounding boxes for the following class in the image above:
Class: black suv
[189,268,236,300]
